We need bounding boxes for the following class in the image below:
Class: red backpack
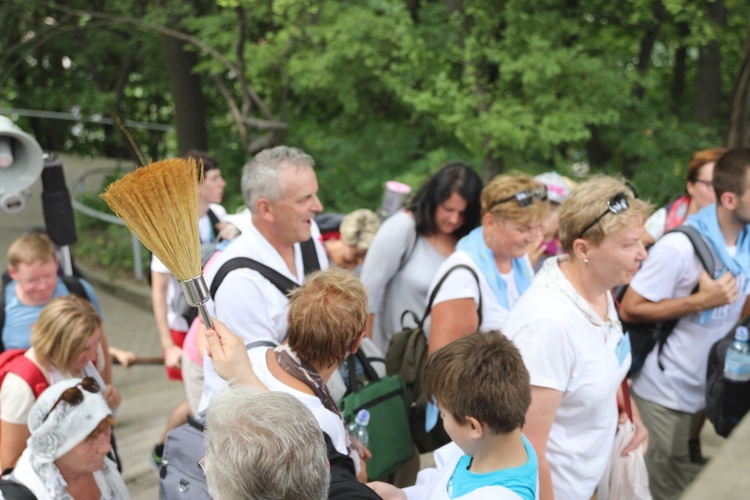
[0,350,48,398]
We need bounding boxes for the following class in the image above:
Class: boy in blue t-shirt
[369,331,538,500]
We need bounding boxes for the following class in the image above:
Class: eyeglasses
[43,377,101,422]
[578,184,639,238]
[489,186,548,211]
[695,179,713,188]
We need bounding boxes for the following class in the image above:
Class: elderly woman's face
[586,217,648,288]
[69,327,102,373]
[485,215,541,261]
[56,424,112,474]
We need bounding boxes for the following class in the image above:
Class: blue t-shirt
[447,436,538,500]
[2,277,101,350]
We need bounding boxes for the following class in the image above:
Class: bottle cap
[736,326,749,342]
[355,409,370,427]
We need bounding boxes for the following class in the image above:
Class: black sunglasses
[43,377,101,421]
[489,186,548,211]
[578,184,639,238]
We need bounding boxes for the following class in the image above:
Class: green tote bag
[338,350,414,480]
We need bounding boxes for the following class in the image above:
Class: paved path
[0,154,180,498]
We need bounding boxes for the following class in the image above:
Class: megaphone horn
[0,115,44,213]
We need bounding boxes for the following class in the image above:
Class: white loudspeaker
[0,115,44,213]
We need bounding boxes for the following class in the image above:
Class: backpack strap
[61,276,90,302]
[300,237,321,275]
[667,225,716,277]
[0,350,49,398]
[210,258,299,300]
[422,264,483,326]
[207,208,221,242]
[652,226,718,370]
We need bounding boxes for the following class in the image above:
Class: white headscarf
[10,378,130,499]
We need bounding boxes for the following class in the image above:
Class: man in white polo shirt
[199,146,328,412]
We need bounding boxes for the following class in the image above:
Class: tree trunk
[633,0,666,100]
[671,22,689,114]
[482,150,503,182]
[694,0,726,125]
[406,0,420,23]
[726,34,750,147]
[162,35,207,155]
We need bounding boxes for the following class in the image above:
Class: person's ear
[571,238,591,262]
[6,265,17,280]
[482,211,495,227]
[466,416,484,440]
[719,190,737,210]
[256,197,274,221]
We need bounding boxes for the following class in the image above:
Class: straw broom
[100,158,213,329]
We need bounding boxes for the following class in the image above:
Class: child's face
[438,404,475,455]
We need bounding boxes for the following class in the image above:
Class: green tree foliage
[1,0,749,213]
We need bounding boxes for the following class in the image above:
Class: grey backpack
[158,413,209,500]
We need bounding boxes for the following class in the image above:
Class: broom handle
[112,357,164,365]
[198,302,213,331]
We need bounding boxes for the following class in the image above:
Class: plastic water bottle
[724,326,750,382]
[347,409,370,457]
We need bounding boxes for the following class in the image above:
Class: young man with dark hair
[621,147,750,499]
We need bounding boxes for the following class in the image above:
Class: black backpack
[0,272,90,353]
[620,225,716,376]
[385,264,482,453]
[705,316,750,437]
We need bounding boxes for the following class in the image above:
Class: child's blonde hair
[8,232,56,268]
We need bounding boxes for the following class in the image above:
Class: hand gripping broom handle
[179,276,213,330]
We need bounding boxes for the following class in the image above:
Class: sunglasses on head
[489,186,548,210]
[43,377,101,422]
[578,183,639,238]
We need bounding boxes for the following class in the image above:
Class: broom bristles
[100,158,202,281]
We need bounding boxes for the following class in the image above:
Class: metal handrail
[72,166,146,281]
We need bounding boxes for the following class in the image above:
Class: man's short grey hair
[241,145,315,213]
[203,386,329,500]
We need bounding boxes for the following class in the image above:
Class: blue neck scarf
[687,204,750,323]
[687,203,750,278]
[456,226,533,310]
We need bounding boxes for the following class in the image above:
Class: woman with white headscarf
[9,377,129,499]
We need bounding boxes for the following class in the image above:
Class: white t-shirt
[244,347,360,473]
[151,204,228,332]
[424,250,511,339]
[630,231,750,413]
[504,256,630,500]
[199,221,328,412]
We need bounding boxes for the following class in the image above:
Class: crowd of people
[1,144,749,499]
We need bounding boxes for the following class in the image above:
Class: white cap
[535,172,571,204]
